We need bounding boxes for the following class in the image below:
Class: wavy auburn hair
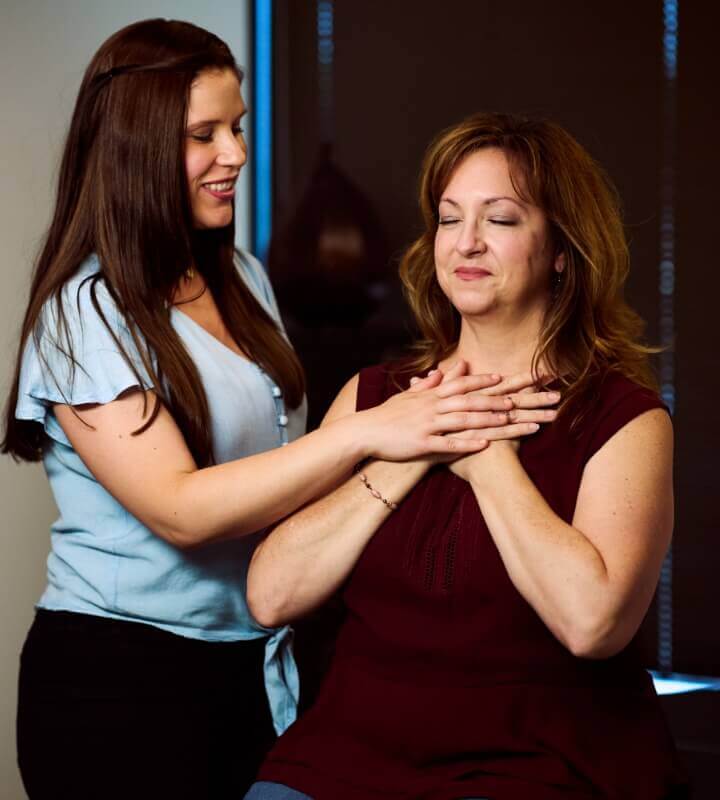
[2,18,304,465]
[398,112,657,424]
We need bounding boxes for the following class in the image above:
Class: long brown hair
[399,112,656,424]
[2,19,304,465]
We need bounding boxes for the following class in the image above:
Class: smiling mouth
[203,179,236,192]
[455,267,492,280]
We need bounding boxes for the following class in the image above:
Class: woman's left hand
[448,437,518,481]
[447,371,559,479]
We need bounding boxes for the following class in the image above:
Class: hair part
[3,18,304,464]
[398,111,657,427]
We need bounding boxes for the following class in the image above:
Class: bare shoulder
[321,374,360,427]
[576,407,673,545]
[587,407,673,473]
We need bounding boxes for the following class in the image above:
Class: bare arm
[450,409,673,658]
[246,443,430,628]
[248,369,558,626]
[53,365,508,548]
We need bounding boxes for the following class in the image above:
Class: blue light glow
[317,0,334,143]
[664,0,678,80]
[253,0,273,262]
[656,0,678,673]
[651,671,720,695]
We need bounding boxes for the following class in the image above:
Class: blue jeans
[244,783,313,800]
[244,783,489,800]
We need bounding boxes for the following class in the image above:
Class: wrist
[351,407,387,461]
[465,441,519,490]
[358,457,432,511]
[364,457,432,481]
[328,411,373,464]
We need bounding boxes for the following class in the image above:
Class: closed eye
[188,127,213,143]
[438,218,461,226]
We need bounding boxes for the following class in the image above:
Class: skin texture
[435,147,563,323]
[248,148,672,661]
[435,148,565,376]
[184,68,247,230]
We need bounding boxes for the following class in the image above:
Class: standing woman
[1,20,519,800]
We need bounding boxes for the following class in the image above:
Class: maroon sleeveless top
[258,366,689,800]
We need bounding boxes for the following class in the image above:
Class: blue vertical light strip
[317,0,334,143]
[657,0,678,674]
[252,0,273,262]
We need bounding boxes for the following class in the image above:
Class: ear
[554,251,566,274]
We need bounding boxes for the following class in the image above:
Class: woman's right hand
[356,360,515,462]
[400,366,562,463]
[456,369,561,446]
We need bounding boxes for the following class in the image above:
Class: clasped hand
[359,360,559,464]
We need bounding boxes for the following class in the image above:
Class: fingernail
[530,423,540,431]
[410,377,420,385]
[428,369,438,376]
[491,374,501,380]
[548,392,561,400]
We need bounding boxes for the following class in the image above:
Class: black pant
[17,610,276,800]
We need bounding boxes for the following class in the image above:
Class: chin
[456,305,496,320]
[447,292,497,318]
[193,211,234,230]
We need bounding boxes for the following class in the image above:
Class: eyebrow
[439,196,526,209]
[186,108,247,130]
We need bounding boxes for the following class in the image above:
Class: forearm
[158,414,369,545]
[247,458,430,627]
[466,449,613,656]
[59,367,514,550]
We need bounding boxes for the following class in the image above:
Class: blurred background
[1,0,717,797]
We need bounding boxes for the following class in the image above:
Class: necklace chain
[173,283,206,306]
[173,267,206,306]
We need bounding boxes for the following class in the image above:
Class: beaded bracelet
[354,467,398,511]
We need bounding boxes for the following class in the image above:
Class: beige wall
[0,2,250,796]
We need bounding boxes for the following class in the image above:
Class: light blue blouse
[15,250,307,734]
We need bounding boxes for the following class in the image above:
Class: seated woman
[244,113,689,800]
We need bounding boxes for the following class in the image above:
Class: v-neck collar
[171,307,251,364]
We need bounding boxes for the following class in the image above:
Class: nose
[456,219,487,257]
[217,130,247,169]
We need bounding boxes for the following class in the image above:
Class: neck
[171,265,207,306]
[447,303,547,377]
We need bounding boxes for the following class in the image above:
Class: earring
[552,270,563,297]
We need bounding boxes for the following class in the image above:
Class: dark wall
[273,1,719,675]
[674,1,719,676]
